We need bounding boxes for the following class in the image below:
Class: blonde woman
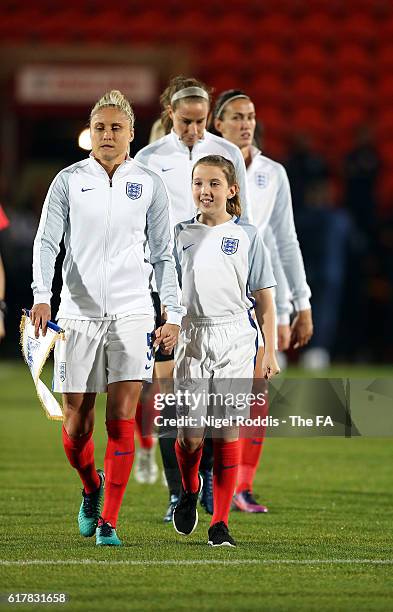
[31,90,183,546]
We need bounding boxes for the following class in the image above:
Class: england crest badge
[221,237,239,255]
[255,173,268,189]
[126,182,143,200]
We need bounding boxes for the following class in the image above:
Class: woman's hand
[30,303,51,339]
[277,324,291,352]
[154,323,180,354]
[290,309,313,349]
[261,351,281,380]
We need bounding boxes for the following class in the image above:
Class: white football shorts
[53,315,155,393]
[174,312,257,427]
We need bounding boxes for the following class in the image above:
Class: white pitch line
[1,559,393,566]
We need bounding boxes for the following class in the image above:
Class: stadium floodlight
[78,128,91,151]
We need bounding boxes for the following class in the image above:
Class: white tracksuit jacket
[247,146,311,323]
[32,155,184,325]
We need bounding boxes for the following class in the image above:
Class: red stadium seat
[250,74,289,107]
[257,106,288,139]
[379,141,393,166]
[253,13,294,45]
[212,14,254,45]
[118,11,171,43]
[263,135,286,161]
[0,9,43,40]
[335,45,374,77]
[292,107,329,137]
[375,77,393,105]
[297,13,337,45]
[335,76,373,107]
[303,0,349,16]
[199,42,243,74]
[291,75,330,107]
[334,106,369,133]
[380,17,393,42]
[251,43,289,76]
[377,45,393,74]
[376,112,393,142]
[338,15,378,46]
[210,74,243,97]
[292,44,331,78]
[171,11,211,45]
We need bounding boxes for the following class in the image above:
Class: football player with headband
[211,89,313,513]
[135,76,288,522]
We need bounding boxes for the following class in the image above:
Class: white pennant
[20,312,65,420]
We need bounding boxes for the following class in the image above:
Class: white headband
[171,86,209,105]
[215,94,250,119]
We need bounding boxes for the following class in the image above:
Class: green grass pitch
[0,361,392,611]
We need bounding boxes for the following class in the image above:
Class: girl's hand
[261,351,281,380]
[30,303,51,339]
[154,323,180,353]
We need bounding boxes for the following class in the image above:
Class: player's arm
[247,227,279,379]
[263,225,292,351]
[31,171,69,338]
[268,165,313,348]
[146,173,185,351]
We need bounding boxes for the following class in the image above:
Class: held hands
[30,303,51,339]
[290,309,313,349]
[261,351,281,380]
[153,323,180,355]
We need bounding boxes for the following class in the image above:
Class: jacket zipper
[101,178,112,317]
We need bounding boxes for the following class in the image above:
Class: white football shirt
[174,216,276,319]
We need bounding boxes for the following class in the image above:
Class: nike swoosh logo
[145,364,152,370]
[161,168,174,172]
[114,450,134,456]
[81,187,95,192]
[182,244,195,251]
[221,464,238,470]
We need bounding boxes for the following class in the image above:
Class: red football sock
[175,439,203,493]
[135,401,155,450]
[102,418,135,528]
[236,393,269,493]
[211,439,240,527]
[236,437,264,493]
[62,426,100,494]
